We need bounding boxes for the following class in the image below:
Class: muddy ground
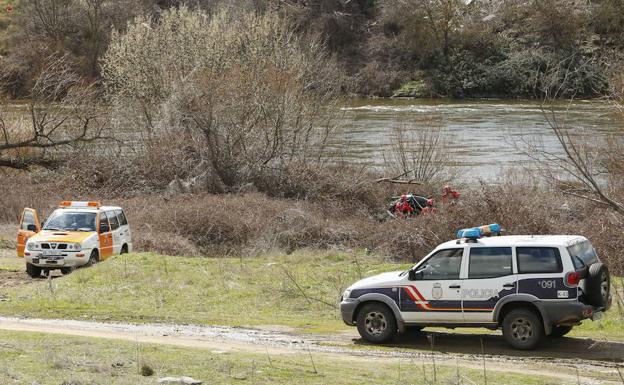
[0,251,32,289]
[0,250,65,288]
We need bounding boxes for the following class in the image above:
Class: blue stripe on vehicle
[517,278,577,299]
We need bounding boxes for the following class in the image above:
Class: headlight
[27,242,41,251]
[342,289,352,301]
[67,243,82,251]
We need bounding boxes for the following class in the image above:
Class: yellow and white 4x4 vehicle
[16,201,132,277]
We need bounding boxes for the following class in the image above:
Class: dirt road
[0,317,622,384]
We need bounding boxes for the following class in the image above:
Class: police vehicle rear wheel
[549,325,573,338]
[502,308,544,350]
[25,263,41,278]
[356,303,397,344]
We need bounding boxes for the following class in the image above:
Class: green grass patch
[571,276,624,340]
[0,329,578,385]
[0,255,24,271]
[0,251,622,340]
[0,251,407,333]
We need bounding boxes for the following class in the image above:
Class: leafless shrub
[519,103,624,215]
[0,54,108,170]
[383,121,455,186]
[2,170,623,274]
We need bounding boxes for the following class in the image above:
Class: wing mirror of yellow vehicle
[27,224,37,232]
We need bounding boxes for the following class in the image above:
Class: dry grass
[1,167,623,274]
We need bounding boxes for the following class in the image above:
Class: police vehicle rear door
[515,246,573,301]
[462,246,517,322]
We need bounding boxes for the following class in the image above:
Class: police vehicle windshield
[43,211,97,232]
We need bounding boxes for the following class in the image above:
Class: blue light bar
[456,223,501,239]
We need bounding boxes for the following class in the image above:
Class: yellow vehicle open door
[17,208,41,257]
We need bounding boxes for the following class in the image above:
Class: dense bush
[0,0,155,98]
[100,7,342,194]
[3,170,623,274]
[1,0,621,98]
[429,47,608,98]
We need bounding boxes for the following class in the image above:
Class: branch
[375,177,424,185]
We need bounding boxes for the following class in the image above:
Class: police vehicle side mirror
[99,223,110,233]
[409,265,429,280]
[407,269,423,281]
[27,224,37,232]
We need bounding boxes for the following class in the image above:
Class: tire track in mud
[0,317,621,383]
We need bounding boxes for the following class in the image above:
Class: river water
[334,99,623,182]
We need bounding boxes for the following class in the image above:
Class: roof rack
[456,223,501,243]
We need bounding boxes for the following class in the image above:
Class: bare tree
[0,55,107,170]
[102,7,341,190]
[380,0,465,58]
[519,85,624,214]
[382,121,454,185]
[83,0,106,76]
[31,0,77,43]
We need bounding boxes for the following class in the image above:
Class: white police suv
[340,224,612,350]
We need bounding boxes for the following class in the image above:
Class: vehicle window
[416,249,463,280]
[99,214,110,233]
[469,247,512,279]
[106,211,119,231]
[571,255,585,270]
[44,211,97,232]
[116,210,128,226]
[21,211,35,230]
[566,241,597,267]
[517,247,562,274]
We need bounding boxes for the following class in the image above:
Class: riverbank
[2,170,624,273]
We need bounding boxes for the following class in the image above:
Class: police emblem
[432,283,443,300]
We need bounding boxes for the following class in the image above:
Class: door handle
[503,283,516,288]
[449,285,461,289]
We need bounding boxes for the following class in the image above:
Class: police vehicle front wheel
[502,308,544,350]
[356,303,397,344]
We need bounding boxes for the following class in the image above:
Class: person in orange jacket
[388,194,434,218]
[393,195,414,218]
[440,185,460,204]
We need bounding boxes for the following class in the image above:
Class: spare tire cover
[586,263,610,308]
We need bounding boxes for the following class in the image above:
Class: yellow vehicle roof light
[60,201,101,208]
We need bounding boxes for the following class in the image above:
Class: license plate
[43,250,61,257]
